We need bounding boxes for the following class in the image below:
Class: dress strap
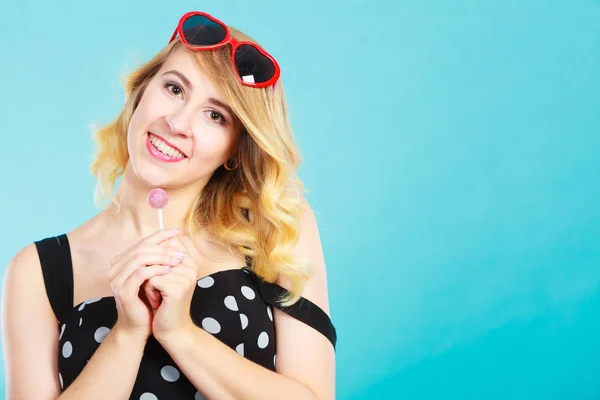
[244,267,337,350]
[34,234,74,323]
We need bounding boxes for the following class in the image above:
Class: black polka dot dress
[35,234,337,400]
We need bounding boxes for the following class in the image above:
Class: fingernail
[176,251,186,257]
[171,258,182,264]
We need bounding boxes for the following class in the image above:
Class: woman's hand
[106,228,186,340]
[144,235,199,343]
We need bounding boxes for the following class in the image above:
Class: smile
[146,133,187,162]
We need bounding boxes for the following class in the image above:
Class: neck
[105,164,207,239]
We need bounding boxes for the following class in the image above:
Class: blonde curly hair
[90,29,312,306]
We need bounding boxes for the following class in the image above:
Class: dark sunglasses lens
[234,44,276,84]
[182,15,227,46]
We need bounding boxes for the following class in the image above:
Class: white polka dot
[94,327,110,343]
[78,303,85,311]
[202,317,221,334]
[235,343,244,356]
[85,297,102,304]
[140,393,158,400]
[161,365,180,382]
[62,341,73,358]
[79,318,83,327]
[239,313,248,330]
[258,332,269,349]
[195,391,207,400]
[197,276,215,288]
[59,372,63,389]
[224,296,238,311]
[241,286,255,300]
[59,324,66,340]
[267,305,273,321]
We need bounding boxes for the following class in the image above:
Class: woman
[2,11,337,400]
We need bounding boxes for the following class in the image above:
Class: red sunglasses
[169,11,281,88]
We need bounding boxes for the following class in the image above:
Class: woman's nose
[165,109,194,137]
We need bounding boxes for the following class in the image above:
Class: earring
[223,159,239,171]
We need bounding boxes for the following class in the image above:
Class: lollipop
[147,188,168,229]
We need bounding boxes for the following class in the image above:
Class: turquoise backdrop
[1,1,599,398]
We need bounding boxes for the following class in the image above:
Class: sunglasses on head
[169,11,281,89]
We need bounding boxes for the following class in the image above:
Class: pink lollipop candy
[147,188,168,229]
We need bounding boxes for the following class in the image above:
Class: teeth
[149,134,185,158]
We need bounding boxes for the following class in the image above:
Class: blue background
[1,1,599,398]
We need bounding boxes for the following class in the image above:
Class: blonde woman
[2,11,336,400]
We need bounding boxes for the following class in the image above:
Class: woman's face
[127,46,242,190]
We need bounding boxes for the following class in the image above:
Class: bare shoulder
[2,242,62,398]
[272,198,336,399]
[278,198,331,313]
[6,241,40,267]
[2,241,54,329]
[2,240,56,333]
[3,242,46,304]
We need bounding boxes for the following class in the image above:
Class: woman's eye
[165,82,183,96]
[208,111,226,125]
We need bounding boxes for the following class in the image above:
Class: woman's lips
[149,132,188,157]
[146,134,186,163]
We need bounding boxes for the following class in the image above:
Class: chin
[128,157,175,188]
[137,171,174,190]
[128,142,183,188]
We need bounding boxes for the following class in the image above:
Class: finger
[162,236,188,253]
[154,269,189,283]
[144,284,162,309]
[142,276,164,309]
[107,243,182,279]
[147,273,177,292]
[134,243,187,259]
[140,228,182,246]
[110,251,185,288]
[148,270,193,297]
[168,262,199,281]
[118,265,172,301]
[138,282,152,309]
[108,231,179,272]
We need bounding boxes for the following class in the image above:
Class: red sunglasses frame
[169,11,281,88]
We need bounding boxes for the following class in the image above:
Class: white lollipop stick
[158,208,164,230]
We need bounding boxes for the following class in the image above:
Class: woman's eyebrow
[161,70,193,90]
[207,97,234,118]
[161,69,234,117]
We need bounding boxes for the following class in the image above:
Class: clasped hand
[106,229,199,343]
[143,232,199,341]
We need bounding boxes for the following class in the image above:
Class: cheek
[128,101,150,139]
[130,89,167,131]
[192,129,236,161]
[127,110,142,137]
[127,112,147,157]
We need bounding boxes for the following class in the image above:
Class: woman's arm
[157,202,336,400]
[2,244,147,400]
[58,324,146,400]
